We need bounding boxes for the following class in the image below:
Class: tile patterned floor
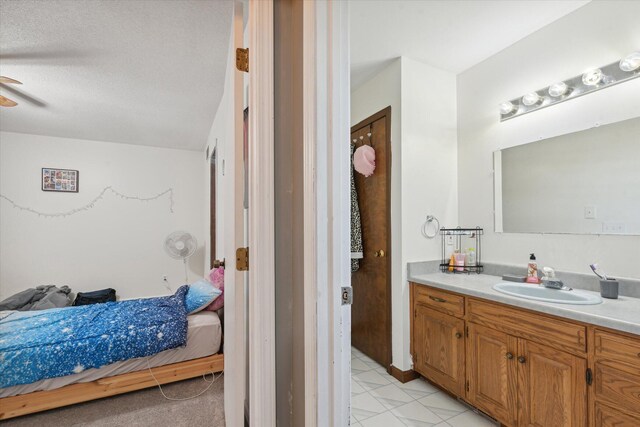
[351,347,499,427]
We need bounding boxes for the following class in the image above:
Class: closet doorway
[351,106,392,370]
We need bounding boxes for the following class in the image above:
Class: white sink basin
[493,282,603,305]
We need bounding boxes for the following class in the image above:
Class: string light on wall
[0,186,174,218]
[499,51,640,122]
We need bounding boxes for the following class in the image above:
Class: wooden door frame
[350,106,393,371]
[209,147,216,268]
[299,1,351,426]
[223,1,276,425]
[225,3,247,426]
[248,0,276,425]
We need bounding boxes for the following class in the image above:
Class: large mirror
[494,116,640,235]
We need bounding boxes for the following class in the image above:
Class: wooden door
[351,107,392,369]
[413,305,465,395]
[467,323,518,426]
[518,340,587,427]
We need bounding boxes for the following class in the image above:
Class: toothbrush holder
[599,279,619,299]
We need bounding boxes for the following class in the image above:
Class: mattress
[0,311,221,398]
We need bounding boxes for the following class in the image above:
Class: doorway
[350,106,392,370]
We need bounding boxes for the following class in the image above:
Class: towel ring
[421,215,440,239]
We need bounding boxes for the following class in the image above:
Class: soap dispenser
[526,253,539,284]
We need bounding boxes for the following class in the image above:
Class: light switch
[584,206,596,219]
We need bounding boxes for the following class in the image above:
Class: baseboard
[389,365,419,383]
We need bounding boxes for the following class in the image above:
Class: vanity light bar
[500,51,640,122]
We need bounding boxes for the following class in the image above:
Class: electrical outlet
[584,206,597,219]
[446,235,454,246]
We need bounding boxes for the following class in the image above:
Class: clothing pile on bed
[0,285,73,312]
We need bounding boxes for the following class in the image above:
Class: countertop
[409,272,640,336]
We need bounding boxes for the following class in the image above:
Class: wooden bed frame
[0,353,224,420]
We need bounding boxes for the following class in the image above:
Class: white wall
[351,57,458,371]
[0,132,204,300]
[399,57,457,369]
[457,1,640,280]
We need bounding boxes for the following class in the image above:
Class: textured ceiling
[0,0,232,150]
[350,0,591,88]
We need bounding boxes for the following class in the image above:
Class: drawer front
[413,284,464,318]
[594,330,640,368]
[595,402,640,427]
[467,298,586,354]
[594,362,640,416]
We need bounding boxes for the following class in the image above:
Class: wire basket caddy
[439,227,484,274]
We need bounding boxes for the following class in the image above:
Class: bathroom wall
[352,57,458,371]
[0,131,205,300]
[457,0,640,280]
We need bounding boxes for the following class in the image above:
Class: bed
[0,288,224,420]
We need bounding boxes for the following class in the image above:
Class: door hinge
[465,325,469,338]
[236,48,249,72]
[586,367,593,386]
[341,287,353,305]
[236,247,249,271]
[466,380,470,392]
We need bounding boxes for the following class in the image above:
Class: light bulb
[499,101,515,115]
[522,92,541,106]
[582,69,603,86]
[548,82,569,97]
[619,52,640,72]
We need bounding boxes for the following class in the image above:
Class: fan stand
[183,258,189,284]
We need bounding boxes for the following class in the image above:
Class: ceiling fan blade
[0,95,18,107]
[0,76,22,84]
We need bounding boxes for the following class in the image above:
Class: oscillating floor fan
[164,231,197,284]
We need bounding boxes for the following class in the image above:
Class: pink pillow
[204,267,224,311]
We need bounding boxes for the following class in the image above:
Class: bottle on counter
[526,253,539,284]
[454,251,466,272]
[466,248,476,267]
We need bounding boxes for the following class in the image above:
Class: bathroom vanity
[409,273,640,427]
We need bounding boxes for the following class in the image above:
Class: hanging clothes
[353,144,376,177]
[351,143,364,272]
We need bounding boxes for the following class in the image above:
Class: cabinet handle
[506,352,514,360]
[429,296,447,303]
[518,356,526,364]
[455,332,462,339]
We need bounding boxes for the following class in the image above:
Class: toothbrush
[590,263,609,280]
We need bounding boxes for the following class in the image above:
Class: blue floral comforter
[0,286,188,389]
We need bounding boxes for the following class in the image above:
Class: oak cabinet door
[467,323,518,426]
[413,305,465,395]
[518,340,587,427]
[594,401,640,427]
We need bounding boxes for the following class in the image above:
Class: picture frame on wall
[42,168,79,193]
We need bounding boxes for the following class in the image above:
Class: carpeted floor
[3,374,225,427]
